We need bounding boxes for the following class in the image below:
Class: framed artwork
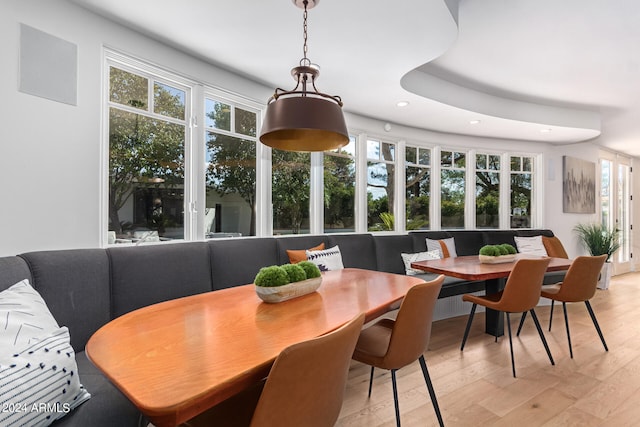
[562,156,596,213]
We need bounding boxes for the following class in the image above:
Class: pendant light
[259,0,348,152]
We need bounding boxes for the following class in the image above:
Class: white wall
[0,0,270,256]
[0,0,634,260]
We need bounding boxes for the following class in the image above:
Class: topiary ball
[479,245,499,256]
[496,245,509,255]
[297,261,321,279]
[254,265,290,287]
[281,264,307,283]
[500,243,517,254]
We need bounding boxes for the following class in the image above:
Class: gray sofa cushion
[51,352,144,427]
[482,230,517,247]
[19,250,111,352]
[327,234,377,270]
[109,242,212,317]
[448,231,486,256]
[275,236,329,265]
[373,235,414,274]
[208,238,278,290]
[0,256,31,290]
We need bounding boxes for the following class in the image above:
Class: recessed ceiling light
[396,101,409,107]
[469,120,481,125]
[540,128,552,133]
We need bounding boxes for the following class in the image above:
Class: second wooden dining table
[85,268,425,427]
[411,254,573,337]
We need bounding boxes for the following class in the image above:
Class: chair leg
[516,312,527,336]
[562,302,573,359]
[506,312,516,377]
[585,300,609,352]
[529,309,555,366]
[391,369,401,427]
[368,366,375,398]
[419,355,445,427]
[461,303,477,351]
[548,300,555,331]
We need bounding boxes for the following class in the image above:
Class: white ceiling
[71,0,640,157]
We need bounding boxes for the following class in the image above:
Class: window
[405,145,430,230]
[324,137,356,233]
[510,155,533,228]
[107,65,188,242]
[601,159,613,230]
[475,153,500,228]
[367,139,396,231]
[205,96,258,237]
[440,150,466,228]
[273,150,311,235]
[105,52,545,243]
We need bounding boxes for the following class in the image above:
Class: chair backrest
[499,258,551,313]
[383,275,445,369]
[249,312,365,427]
[554,255,607,302]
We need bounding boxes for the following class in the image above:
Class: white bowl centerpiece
[254,261,322,303]
[478,244,517,264]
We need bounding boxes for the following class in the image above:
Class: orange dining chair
[185,312,365,427]
[351,275,445,427]
[518,255,608,359]
[460,258,554,377]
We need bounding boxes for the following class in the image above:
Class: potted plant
[254,262,322,303]
[573,223,621,289]
[478,244,517,264]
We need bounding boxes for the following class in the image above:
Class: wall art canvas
[562,156,596,213]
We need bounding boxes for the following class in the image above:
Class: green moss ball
[281,263,307,283]
[297,261,321,279]
[500,244,517,254]
[479,245,499,256]
[496,245,509,255]
[254,265,290,287]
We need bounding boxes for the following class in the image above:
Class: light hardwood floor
[337,272,640,426]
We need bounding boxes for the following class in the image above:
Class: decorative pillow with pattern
[0,280,59,347]
[306,245,344,271]
[426,237,457,258]
[0,280,91,426]
[400,250,441,275]
[514,235,548,256]
[286,242,325,264]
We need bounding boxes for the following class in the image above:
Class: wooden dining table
[85,268,425,427]
[411,254,572,337]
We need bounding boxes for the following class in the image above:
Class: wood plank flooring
[337,272,640,426]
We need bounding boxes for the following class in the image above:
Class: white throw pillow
[306,245,344,271]
[400,250,441,275]
[0,280,60,347]
[426,237,458,258]
[0,280,91,426]
[514,235,548,256]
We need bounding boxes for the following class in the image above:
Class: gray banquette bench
[0,229,562,426]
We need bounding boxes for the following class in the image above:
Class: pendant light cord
[301,0,310,67]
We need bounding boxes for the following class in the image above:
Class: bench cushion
[19,250,111,352]
[327,234,377,270]
[109,243,212,317]
[209,238,279,290]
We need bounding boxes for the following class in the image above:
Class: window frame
[102,51,545,245]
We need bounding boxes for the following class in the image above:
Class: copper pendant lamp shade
[259,0,348,152]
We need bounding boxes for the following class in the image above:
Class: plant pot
[479,254,517,264]
[597,262,613,290]
[255,277,322,303]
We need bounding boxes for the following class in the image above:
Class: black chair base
[462,304,554,377]
[518,300,609,358]
[367,358,445,427]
